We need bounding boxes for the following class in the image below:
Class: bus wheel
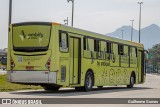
[83,71,94,92]
[97,86,103,88]
[127,74,135,88]
[42,85,60,91]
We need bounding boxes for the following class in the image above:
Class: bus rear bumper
[7,71,57,85]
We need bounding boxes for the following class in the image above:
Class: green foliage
[148,44,160,64]
[147,43,160,73]
[147,53,152,59]
[0,75,42,92]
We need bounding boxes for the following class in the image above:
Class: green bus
[7,22,146,91]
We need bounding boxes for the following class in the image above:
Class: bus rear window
[12,23,51,52]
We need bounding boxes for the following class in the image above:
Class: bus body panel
[7,23,59,85]
[10,50,51,71]
[81,58,139,86]
[7,71,56,84]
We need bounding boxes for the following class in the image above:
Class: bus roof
[58,23,144,49]
[12,22,144,49]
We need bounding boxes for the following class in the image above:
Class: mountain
[107,24,160,49]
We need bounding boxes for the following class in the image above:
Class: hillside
[107,24,160,49]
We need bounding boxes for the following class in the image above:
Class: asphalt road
[0,72,160,107]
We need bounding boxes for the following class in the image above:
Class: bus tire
[83,71,94,92]
[42,85,60,91]
[127,74,135,88]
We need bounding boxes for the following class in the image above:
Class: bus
[7,22,146,91]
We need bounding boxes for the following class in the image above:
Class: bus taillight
[10,57,15,70]
[46,58,51,70]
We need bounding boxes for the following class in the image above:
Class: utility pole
[9,0,12,31]
[67,0,74,26]
[138,2,143,43]
[130,20,135,41]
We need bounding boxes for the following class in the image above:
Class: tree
[148,44,160,73]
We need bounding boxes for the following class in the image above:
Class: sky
[0,0,160,49]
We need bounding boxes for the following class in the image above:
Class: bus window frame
[12,23,52,52]
[94,39,100,52]
[118,44,124,55]
[106,42,112,54]
[59,30,69,53]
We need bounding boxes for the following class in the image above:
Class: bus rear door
[69,36,81,85]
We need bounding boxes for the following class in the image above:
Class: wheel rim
[86,74,92,89]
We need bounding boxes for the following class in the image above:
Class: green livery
[7,22,146,91]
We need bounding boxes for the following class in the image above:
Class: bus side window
[113,43,118,54]
[118,44,124,55]
[88,38,94,51]
[99,41,106,59]
[59,32,68,52]
[131,47,136,57]
[106,42,111,53]
[128,46,130,56]
[83,37,90,51]
[124,46,128,56]
[94,39,99,52]
[135,48,138,57]
[100,41,106,52]
[83,37,87,50]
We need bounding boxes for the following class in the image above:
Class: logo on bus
[19,30,44,40]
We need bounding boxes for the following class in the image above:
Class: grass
[0,74,42,92]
